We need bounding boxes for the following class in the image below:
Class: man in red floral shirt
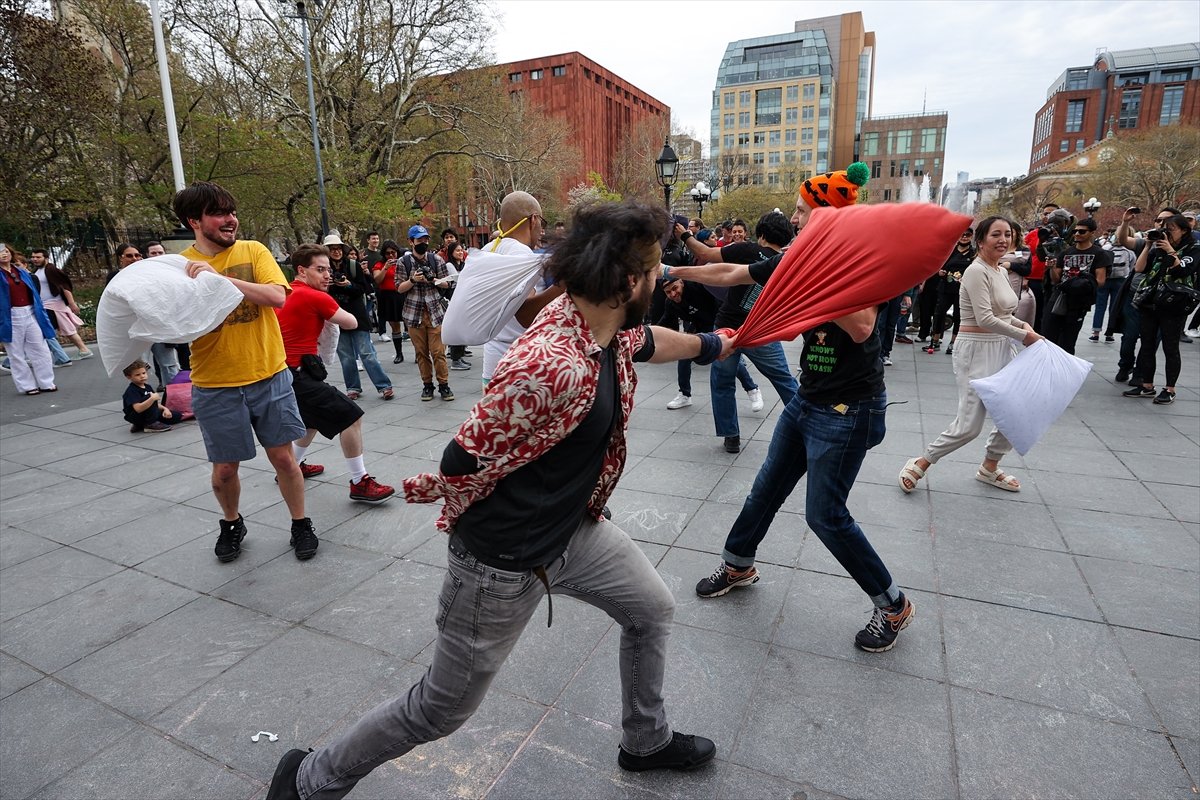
[267,201,732,800]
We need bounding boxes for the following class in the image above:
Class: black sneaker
[290,518,319,560]
[1153,389,1176,405]
[439,383,455,401]
[617,731,716,772]
[1105,334,1115,343]
[1123,386,1156,398]
[723,436,741,454]
[421,383,435,401]
[1088,334,1099,342]
[854,595,915,652]
[696,562,759,598]
[265,748,309,800]
[214,515,247,563]
[393,352,404,364]
[1115,371,1129,383]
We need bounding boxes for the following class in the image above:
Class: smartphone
[1127,206,1142,215]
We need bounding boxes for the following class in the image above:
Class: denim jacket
[0,267,57,342]
[403,294,647,532]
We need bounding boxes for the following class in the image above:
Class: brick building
[1029,43,1199,173]
[856,111,948,204]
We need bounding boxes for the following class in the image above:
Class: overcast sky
[490,0,1198,182]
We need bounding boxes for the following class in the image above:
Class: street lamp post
[654,138,679,210]
[688,181,710,219]
[1083,197,1102,219]
[297,0,330,238]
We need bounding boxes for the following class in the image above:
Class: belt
[447,534,554,628]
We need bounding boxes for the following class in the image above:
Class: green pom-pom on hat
[846,161,870,187]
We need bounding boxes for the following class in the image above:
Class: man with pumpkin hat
[664,162,916,653]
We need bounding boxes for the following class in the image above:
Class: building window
[723,134,735,148]
[785,151,797,163]
[1119,88,1141,128]
[883,188,892,202]
[1065,69,1089,90]
[1075,139,1084,151]
[785,129,797,145]
[871,160,882,179]
[738,111,751,127]
[889,161,896,177]
[737,133,750,146]
[552,65,566,77]
[786,85,799,103]
[752,174,763,186]
[739,90,751,107]
[1060,140,1070,153]
[920,128,938,152]
[755,87,782,126]
[895,129,913,153]
[1162,70,1191,82]
[899,159,910,177]
[1064,99,1085,133]
[508,72,522,83]
[530,69,543,80]
[914,158,925,176]
[802,106,815,122]
[768,152,780,166]
[862,132,879,156]
[1160,85,1184,125]
[724,92,735,108]
[753,132,766,145]
[785,108,798,124]
[769,130,780,145]
[768,172,780,186]
[724,113,735,128]
[803,83,815,101]
[752,152,764,165]
[1119,73,1148,86]
[801,129,814,145]
[800,150,813,164]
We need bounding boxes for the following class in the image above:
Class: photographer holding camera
[397,224,455,401]
[325,232,395,401]
[1021,203,1064,332]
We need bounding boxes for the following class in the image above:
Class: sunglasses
[1072,229,1091,235]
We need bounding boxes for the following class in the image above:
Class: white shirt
[482,236,546,380]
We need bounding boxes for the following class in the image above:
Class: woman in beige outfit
[899,217,1044,494]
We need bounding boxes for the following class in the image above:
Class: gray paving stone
[0,546,123,622]
[942,596,1158,727]
[925,492,1067,550]
[152,626,403,778]
[122,460,217,504]
[71,503,214,566]
[305,559,442,660]
[1145,479,1200,523]
[1077,555,1200,639]
[1050,507,1200,571]
[1113,450,1200,486]
[0,652,42,700]
[180,468,294,519]
[0,431,114,468]
[675,499,805,568]
[0,679,135,799]
[0,465,63,498]
[214,540,393,622]
[935,537,1102,621]
[952,688,1191,799]
[706,463,807,515]
[56,595,289,720]
[654,546,793,646]
[1021,443,1138,480]
[607,487,701,546]
[733,648,955,800]
[4,484,164,544]
[134,521,294,593]
[53,445,204,490]
[1,568,197,673]
[319,501,441,558]
[30,728,260,800]
[799,521,939,595]
[1113,627,1200,740]
[621,455,735,502]
[1173,736,1199,791]
[0,526,60,570]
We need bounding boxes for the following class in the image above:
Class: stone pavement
[1,334,1197,800]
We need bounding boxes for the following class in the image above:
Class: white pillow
[441,249,547,346]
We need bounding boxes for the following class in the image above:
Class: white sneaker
[1187,328,1200,339]
[747,388,764,412]
[666,392,692,410]
[882,356,894,366]
[356,359,364,372]
[378,332,392,342]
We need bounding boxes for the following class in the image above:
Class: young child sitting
[122,359,174,432]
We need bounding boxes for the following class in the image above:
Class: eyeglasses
[1155,218,1170,225]
[304,266,332,274]
[1072,229,1090,235]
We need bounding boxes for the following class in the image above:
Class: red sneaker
[349,475,395,503]
[299,460,325,478]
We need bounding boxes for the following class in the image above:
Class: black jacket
[328,257,373,330]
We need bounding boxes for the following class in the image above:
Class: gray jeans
[296,516,676,799]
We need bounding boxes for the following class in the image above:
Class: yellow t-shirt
[182,240,290,388]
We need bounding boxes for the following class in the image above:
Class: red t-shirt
[275,280,341,368]
[373,260,397,291]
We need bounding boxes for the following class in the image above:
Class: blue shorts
[191,369,306,463]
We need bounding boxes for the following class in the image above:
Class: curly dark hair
[172,181,236,230]
[544,201,668,305]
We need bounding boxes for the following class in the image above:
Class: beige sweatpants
[924,332,1017,464]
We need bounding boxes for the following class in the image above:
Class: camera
[416,264,434,281]
[1036,226,1065,261]
[1146,229,1166,241]
[1127,206,1142,215]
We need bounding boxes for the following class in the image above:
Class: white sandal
[898,457,926,494]
[976,466,1020,492]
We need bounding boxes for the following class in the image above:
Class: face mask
[414,243,429,256]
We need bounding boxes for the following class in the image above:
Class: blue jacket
[0,267,57,342]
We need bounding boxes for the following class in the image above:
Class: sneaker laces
[707,563,731,584]
[863,606,889,639]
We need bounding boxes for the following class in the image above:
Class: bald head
[498,191,542,247]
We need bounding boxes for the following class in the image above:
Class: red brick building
[500,52,670,193]
[1029,43,1199,173]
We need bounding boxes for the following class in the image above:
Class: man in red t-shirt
[276,244,395,503]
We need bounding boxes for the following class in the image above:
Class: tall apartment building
[1029,43,1199,173]
[710,12,875,193]
[857,112,948,203]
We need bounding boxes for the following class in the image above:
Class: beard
[621,285,652,330]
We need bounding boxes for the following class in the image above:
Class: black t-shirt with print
[747,253,884,404]
[714,241,772,329]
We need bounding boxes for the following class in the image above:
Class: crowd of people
[1,173,1196,799]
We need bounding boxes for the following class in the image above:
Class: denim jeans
[874,296,903,357]
[721,393,899,607]
[895,287,917,337]
[46,336,72,365]
[296,517,675,799]
[1091,277,1125,333]
[1118,290,1142,375]
[710,342,797,437]
[336,329,391,393]
[679,354,755,397]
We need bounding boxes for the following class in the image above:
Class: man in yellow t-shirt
[174,181,317,564]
